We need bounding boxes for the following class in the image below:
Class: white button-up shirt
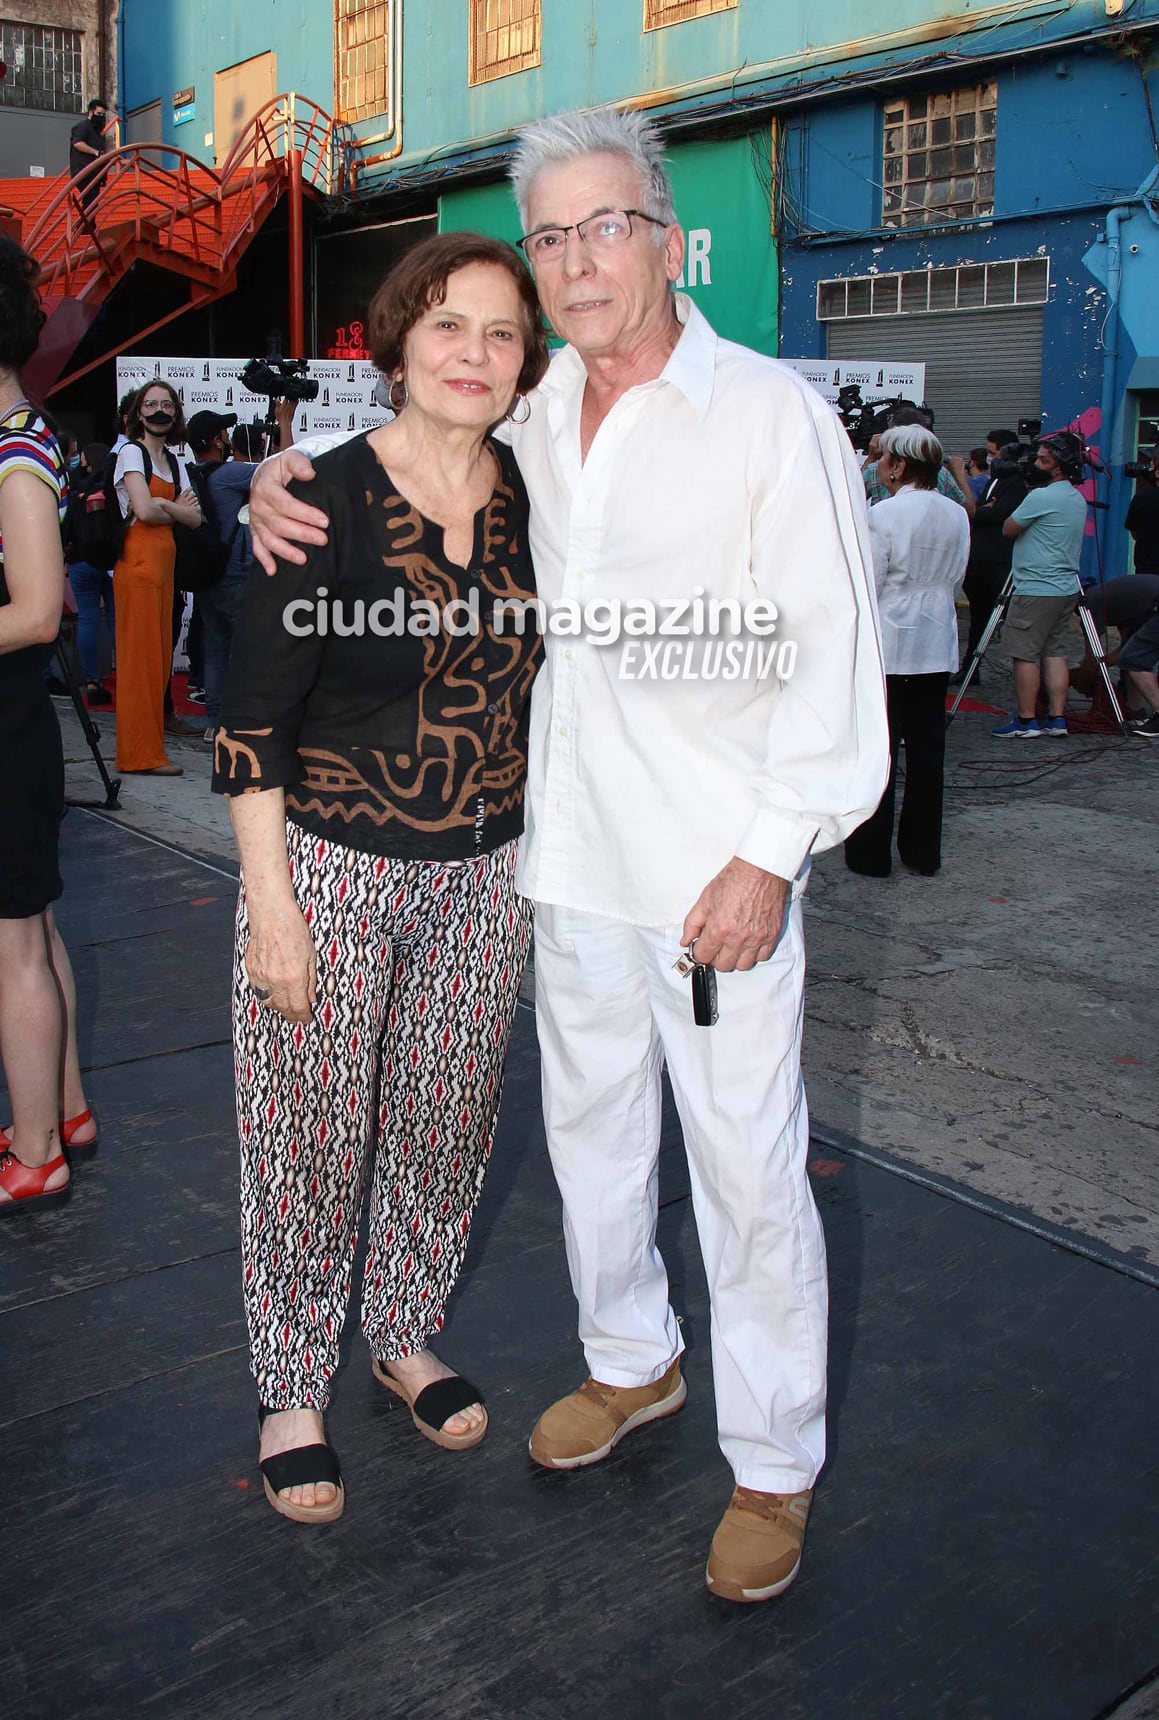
[867,484,970,677]
[508,296,887,926]
[296,296,888,927]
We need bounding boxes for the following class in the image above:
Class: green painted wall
[437,133,778,357]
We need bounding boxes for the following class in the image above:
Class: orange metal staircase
[3,95,348,398]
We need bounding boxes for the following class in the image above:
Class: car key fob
[691,962,718,1027]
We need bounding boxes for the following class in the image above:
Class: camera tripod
[54,617,121,809]
[946,573,1129,733]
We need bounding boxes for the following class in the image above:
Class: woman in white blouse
[845,424,970,877]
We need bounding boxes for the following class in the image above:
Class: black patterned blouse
[213,433,542,861]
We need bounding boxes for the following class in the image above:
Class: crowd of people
[2,105,1159,1612]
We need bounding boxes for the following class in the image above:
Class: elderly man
[249,108,887,1603]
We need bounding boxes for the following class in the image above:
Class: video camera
[992,421,1100,486]
[1124,449,1158,483]
[836,385,928,456]
[239,354,319,405]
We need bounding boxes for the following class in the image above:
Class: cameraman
[956,428,1028,682]
[1125,444,1159,575]
[993,432,1087,738]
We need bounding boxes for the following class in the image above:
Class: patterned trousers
[232,822,531,1410]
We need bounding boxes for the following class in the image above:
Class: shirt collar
[537,292,717,422]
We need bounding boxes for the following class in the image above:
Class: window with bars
[1136,392,1159,459]
[469,0,541,86]
[335,0,392,124]
[0,20,83,112]
[817,258,1049,321]
[882,83,997,228]
[644,0,736,28]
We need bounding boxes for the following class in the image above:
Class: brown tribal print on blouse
[213,434,543,861]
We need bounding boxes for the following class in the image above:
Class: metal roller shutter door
[827,308,1043,455]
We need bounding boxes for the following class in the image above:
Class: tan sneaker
[528,1357,686,1469]
[705,1486,812,1603]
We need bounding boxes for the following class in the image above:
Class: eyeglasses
[517,208,668,265]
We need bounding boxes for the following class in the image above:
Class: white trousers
[534,899,828,1493]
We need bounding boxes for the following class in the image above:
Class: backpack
[65,462,119,570]
[165,453,229,593]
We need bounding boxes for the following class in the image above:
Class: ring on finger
[251,984,271,1002]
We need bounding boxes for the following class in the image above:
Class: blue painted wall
[119,0,332,153]
[778,42,1159,577]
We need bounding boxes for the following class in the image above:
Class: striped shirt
[0,401,68,564]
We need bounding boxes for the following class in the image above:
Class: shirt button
[557,724,567,737]
[564,648,573,660]
[487,702,499,715]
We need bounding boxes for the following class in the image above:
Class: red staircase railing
[20,94,348,396]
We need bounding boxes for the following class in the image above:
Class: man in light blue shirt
[992,433,1088,738]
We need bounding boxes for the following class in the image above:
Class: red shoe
[0,1148,70,1215]
[0,1108,97,1161]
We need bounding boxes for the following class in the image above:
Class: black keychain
[673,941,719,1027]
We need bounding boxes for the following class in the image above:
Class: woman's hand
[163,490,202,527]
[244,899,317,1023]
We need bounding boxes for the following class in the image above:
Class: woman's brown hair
[367,232,549,401]
[125,380,188,447]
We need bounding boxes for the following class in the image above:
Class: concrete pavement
[59,625,1159,1269]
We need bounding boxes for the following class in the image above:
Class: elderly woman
[212,231,548,1523]
[0,237,96,1212]
[112,381,202,776]
[845,423,970,878]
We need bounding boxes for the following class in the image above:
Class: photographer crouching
[992,431,1088,739]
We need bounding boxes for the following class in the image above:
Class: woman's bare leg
[44,909,94,1142]
[0,913,69,1190]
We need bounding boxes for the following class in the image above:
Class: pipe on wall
[1097,166,1159,571]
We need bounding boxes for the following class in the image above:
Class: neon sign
[325,321,370,360]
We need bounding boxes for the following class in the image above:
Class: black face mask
[143,410,175,432]
[92,113,106,132]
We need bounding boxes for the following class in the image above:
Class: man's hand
[273,398,297,453]
[945,453,977,518]
[249,449,329,573]
[681,857,790,973]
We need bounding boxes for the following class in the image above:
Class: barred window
[818,258,1049,321]
[469,0,541,86]
[0,20,83,112]
[335,0,392,124]
[883,83,997,228]
[644,0,736,26]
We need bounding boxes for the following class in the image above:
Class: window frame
[468,0,542,88]
[644,0,737,29]
[0,18,83,114]
[334,0,393,125]
[817,258,1051,322]
[882,82,997,230]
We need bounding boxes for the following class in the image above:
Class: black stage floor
[2,812,1157,1720]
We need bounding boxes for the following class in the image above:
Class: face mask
[93,114,106,131]
[143,410,175,432]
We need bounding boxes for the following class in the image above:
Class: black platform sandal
[371,1357,488,1451]
[257,1405,345,1524]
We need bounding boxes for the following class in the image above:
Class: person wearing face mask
[69,100,109,218]
[111,383,202,775]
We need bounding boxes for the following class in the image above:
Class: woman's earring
[506,394,531,425]
[388,377,409,413]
